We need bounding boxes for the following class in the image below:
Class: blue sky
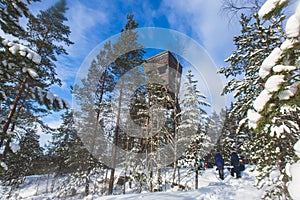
[31,0,241,103]
[28,0,299,146]
[28,0,243,145]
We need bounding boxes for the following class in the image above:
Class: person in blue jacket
[214,151,224,180]
[230,151,241,178]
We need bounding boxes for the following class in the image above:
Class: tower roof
[145,50,182,73]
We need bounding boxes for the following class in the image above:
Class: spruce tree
[218,13,285,164]
[49,110,105,198]
[177,70,210,189]
[2,126,43,187]
[246,0,300,198]
[218,0,286,185]
[219,12,284,119]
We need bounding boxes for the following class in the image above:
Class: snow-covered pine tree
[0,0,39,37]
[49,110,105,198]
[121,83,148,193]
[211,106,251,163]
[245,0,300,198]
[207,110,225,148]
[107,12,145,194]
[219,11,284,120]
[49,110,79,175]
[146,82,174,192]
[72,40,116,196]
[205,108,236,163]
[2,126,43,187]
[0,0,39,102]
[72,13,145,195]
[0,0,72,177]
[177,70,210,189]
[206,110,225,150]
[218,0,286,170]
[0,0,38,156]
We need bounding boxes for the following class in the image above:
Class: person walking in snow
[214,151,224,180]
[230,151,241,178]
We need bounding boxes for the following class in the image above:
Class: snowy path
[3,165,264,199]
[98,166,263,200]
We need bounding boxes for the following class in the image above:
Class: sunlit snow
[258,0,288,18]
[259,48,283,79]
[265,75,285,92]
[253,90,272,112]
[285,15,300,38]
[2,39,41,64]
[0,166,265,200]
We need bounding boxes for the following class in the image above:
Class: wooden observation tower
[143,50,182,106]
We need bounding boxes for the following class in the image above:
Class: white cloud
[160,0,240,67]
[159,0,240,108]
[65,1,108,56]
[51,0,110,101]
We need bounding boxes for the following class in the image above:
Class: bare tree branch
[221,0,263,23]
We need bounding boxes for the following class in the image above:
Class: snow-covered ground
[1,165,265,200]
[98,167,263,200]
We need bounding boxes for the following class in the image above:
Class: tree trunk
[108,167,115,195]
[195,168,198,189]
[0,76,28,149]
[101,168,109,194]
[123,136,130,194]
[157,139,162,192]
[172,161,177,185]
[149,169,153,192]
[84,174,90,197]
[108,69,124,194]
[177,167,181,186]
[1,37,46,152]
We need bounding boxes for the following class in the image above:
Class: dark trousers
[217,166,224,180]
[233,165,241,178]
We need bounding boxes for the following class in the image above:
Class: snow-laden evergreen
[287,140,300,199]
[220,0,299,198]
[48,110,106,198]
[1,39,41,64]
[177,70,210,189]
[0,0,72,186]
[245,0,300,198]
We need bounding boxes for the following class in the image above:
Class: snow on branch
[253,90,272,112]
[287,140,300,199]
[264,75,285,92]
[278,81,300,100]
[285,15,300,38]
[247,109,262,129]
[258,0,288,18]
[2,38,41,64]
[0,91,7,100]
[9,142,20,153]
[272,65,296,73]
[0,162,8,171]
[27,68,38,79]
[285,2,300,38]
[258,48,283,79]
[30,87,70,110]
